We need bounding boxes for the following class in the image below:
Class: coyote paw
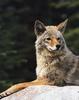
[0,91,11,99]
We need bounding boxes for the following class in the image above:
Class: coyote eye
[57,37,60,40]
[46,37,51,40]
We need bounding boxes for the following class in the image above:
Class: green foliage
[49,1,79,8]
[65,28,79,54]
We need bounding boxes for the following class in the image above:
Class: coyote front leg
[0,79,49,99]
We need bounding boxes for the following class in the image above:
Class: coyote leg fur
[0,79,49,98]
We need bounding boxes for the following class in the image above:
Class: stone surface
[1,85,79,100]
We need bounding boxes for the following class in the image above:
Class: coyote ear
[34,20,46,36]
[57,19,68,34]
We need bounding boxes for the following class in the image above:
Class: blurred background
[0,0,79,92]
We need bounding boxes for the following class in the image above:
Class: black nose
[56,44,61,50]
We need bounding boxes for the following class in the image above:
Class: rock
[1,85,79,100]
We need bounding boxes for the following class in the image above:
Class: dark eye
[46,38,51,40]
[57,37,60,40]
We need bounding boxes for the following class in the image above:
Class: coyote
[0,19,79,99]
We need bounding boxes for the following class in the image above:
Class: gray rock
[1,85,79,100]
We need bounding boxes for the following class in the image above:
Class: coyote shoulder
[0,19,79,98]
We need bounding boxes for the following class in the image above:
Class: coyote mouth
[56,44,61,50]
[47,45,62,51]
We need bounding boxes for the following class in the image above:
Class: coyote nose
[56,44,61,50]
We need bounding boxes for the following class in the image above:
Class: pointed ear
[57,19,68,34]
[34,20,46,36]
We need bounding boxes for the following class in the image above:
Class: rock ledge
[2,85,79,100]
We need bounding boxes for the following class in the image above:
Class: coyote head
[34,19,68,53]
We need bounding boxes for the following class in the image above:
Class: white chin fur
[47,46,57,51]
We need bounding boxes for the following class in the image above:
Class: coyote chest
[36,49,79,85]
[36,49,66,85]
